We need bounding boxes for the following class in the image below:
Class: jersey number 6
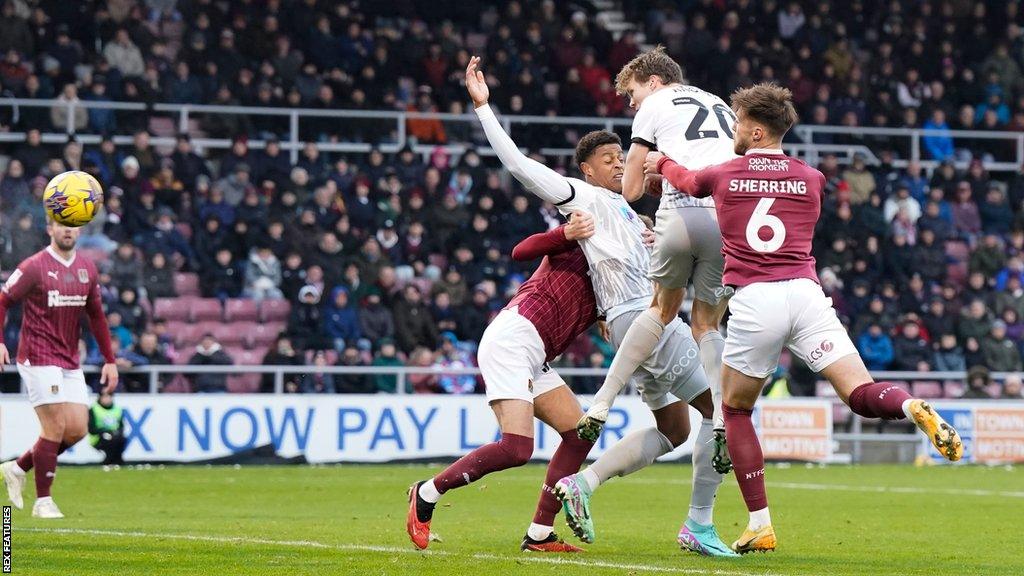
[671,97,736,140]
[746,198,786,253]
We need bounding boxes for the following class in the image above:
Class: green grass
[11,463,1021,575]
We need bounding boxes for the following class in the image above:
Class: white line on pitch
[481,473,1024,499]
[21,527,768,576]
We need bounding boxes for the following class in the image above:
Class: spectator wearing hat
[255,136,291,188]
[981,320,1023,372]
[188,333,234,393]
[214,162,254,206]
[961,366,993,399]
[857,322,894,371]
[1002,374,1024,399]
[336,346,371,393]
[359,289,395,343]
[325,286,362,352]
[289,284,326,351]
[85,78,117,133]
[433,331,476,394]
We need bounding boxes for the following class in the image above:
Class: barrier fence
[1,365,1021,464]
[2,98,1023,172]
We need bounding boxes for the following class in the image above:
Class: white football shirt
[630,84,739,209]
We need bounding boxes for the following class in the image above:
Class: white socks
[901,398,915,420]
[587,427,674,487]
[688,418,721,526]
[580,468,601,492]
[418,479,441,503]
[593,309,665,407]
[697,331,726,430]
[527,523,553,541]
[748,507,772,531]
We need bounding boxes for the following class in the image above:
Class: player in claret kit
[407,213,600,553]
[0,220,119,519]
[645,83,964,554]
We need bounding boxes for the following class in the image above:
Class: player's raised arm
[621,141,652,202]
[644,151,714,198]
[466,56,575,206]
[511,212,595,261]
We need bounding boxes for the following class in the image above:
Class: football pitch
[13,463,1021,576]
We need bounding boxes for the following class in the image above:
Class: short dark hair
[730,83,799,139]
[575,130,622,167]
[615,46,684,95]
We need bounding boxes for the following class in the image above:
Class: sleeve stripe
[630,137,657,150]
[554,182,576,207]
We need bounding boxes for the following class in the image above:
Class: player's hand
[641,227,656,247]
[643,173,663,197]
[0,344,9,370]
[100,362,119,394]
[465,56,489,108]
[564,211,595,241]
[597,320,610,343]
[577,401,610,442]
[643,151,667,175]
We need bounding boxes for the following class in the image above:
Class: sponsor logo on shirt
[747,157,790,171]
[46,290,88,308]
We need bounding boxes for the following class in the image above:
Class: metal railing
[0,364,1008,396]
[3,98,1024,171]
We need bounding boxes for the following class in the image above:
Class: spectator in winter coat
[359,290,395,343]
[200,248,243,300]
[858,323,894,370]
[371,339,406,393]
[922,109,954,161]
[260,335,305,393]
[433,332,477,394]
[951,183,982,242]
[892,321,932,371]
[933,334,967,372]
[140,255,172,304]
[979,186,1013,235]
[110,243,143,290]
[244,246,283,301]
[336,346,371,393]
[103,29,145,77]
[302,351,337,394]
[289,285,327,350]
[961,366,993,399]
[325,287,362,351]
[188,334,235,393]
[959,299,994,342]
[393,285,440,353]
[981,321,1023,372]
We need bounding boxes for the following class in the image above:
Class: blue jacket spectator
[324,286,362,350]
[922,110,954,161]
[858,324,894,370]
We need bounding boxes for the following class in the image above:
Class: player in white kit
[465,56,736,556]
[580,48,738,474]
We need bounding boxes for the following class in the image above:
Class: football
[43,170,103,227]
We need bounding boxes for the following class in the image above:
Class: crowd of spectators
[0,1,1022,398]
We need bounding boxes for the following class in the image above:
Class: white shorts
[608,309,709,411]
[649,206,730,304]
[478,308,567,403]
[724,278,858,379]
[18,363,90,407]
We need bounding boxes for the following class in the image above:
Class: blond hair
[614,46,683,95]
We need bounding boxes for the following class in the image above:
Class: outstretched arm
[466,56,575,206]
[511,212,595,261]
[645,152,714,198]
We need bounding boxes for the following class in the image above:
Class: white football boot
[0,461,26,510]
[32,497,64,519]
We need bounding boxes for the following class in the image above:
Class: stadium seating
[173,273,201,297]
[224,299,260,322]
